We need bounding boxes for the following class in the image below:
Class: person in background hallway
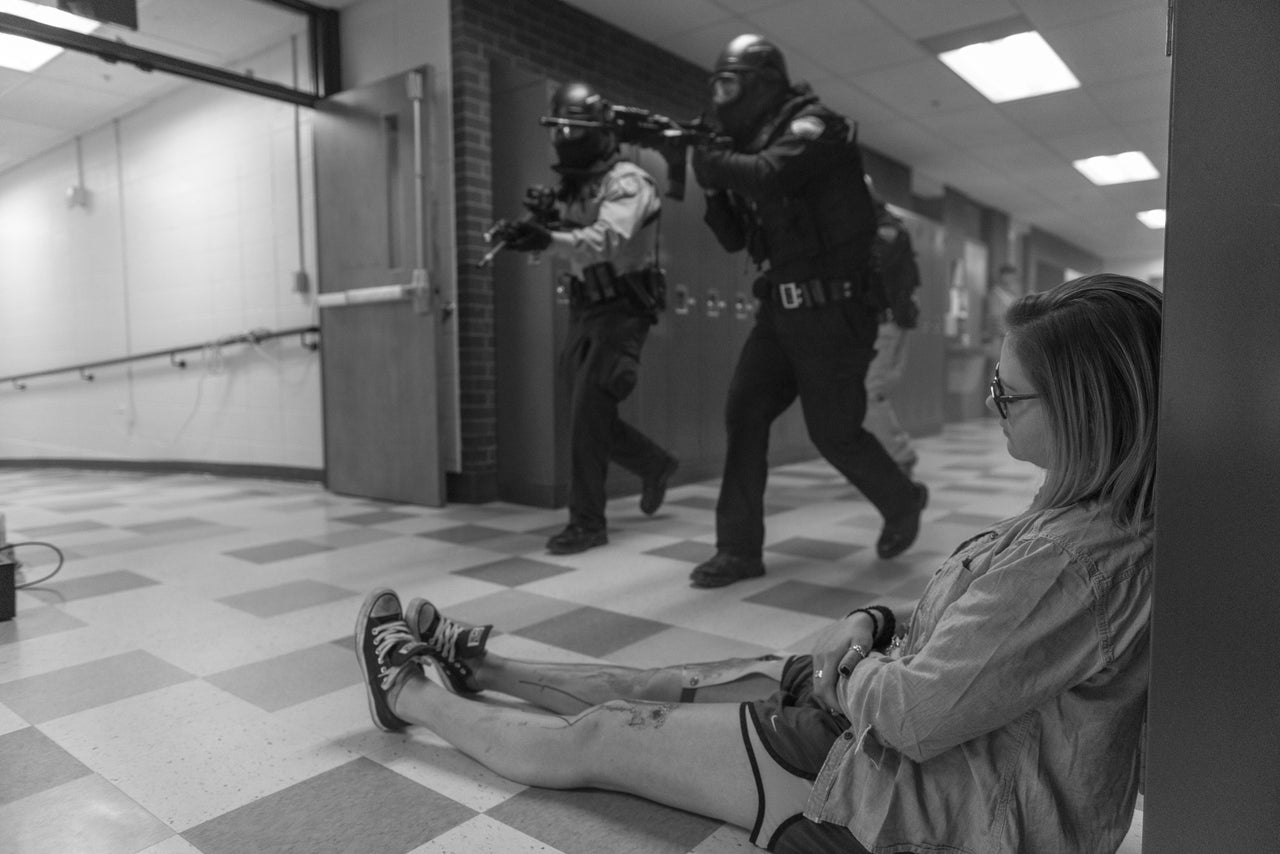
[862,187,922,479]
[984,262,1022,388]
[493,82,678,555]
[685,34,927,587]
[355,273,1161,854]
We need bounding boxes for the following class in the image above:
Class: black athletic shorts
[740,655,872,854]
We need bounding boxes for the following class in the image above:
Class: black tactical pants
[561,303,671,532]
[715,298,917,558]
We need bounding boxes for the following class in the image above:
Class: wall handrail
[2,325,320,391]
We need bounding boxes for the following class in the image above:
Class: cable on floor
[4,541,66,588]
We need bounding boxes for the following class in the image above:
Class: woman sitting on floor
[355,273,1160,854]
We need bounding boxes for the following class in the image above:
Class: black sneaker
[404,597,491,694]
[546,524,608,555]
[877,482,929,560]
[640,455,680,516]
[354,588,431,732]
[690,552,766,588]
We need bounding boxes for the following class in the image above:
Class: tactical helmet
[713,34,789,83]
[708,35,790,141]
[549,81,617,170]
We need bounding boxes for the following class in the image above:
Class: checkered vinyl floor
[0,420,1141,853]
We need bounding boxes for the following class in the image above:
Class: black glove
[505,220,553,252]
[691,145,728,191]
[522,185,558,220]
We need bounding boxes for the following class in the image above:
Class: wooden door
[314,68,444,506]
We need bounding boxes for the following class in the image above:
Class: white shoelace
[427,616,464,662]
[373,620,420,689]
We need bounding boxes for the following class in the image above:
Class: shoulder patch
[614,174,643,197]
[789,116,826,140]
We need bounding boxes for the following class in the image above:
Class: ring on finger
[814,669,824,679]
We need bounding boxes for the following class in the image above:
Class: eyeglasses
[989,363,1040,419]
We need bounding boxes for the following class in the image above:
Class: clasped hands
[809,611,876,713]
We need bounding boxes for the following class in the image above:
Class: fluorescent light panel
[0,0,100,72]
[938,31,1080,103]
[1137,209,1167,229]
[1072,151,1160,185]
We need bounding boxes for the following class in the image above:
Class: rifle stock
[539,106,717,200]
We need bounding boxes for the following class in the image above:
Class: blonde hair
[1004,274,1162,530]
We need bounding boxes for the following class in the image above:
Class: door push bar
[316,268,432,314]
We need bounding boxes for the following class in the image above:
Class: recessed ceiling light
[938,31,1080,103]
[1137,209,1167,229]
[0,0,100,73]
[1072,151,1160,185]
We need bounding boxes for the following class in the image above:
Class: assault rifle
[478,184,559,268]
[538,106,720,200]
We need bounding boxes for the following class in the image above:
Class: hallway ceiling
[0,0,1171,264]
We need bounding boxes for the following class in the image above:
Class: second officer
[688,35,928,587]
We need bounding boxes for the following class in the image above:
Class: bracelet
[845,607,880,641]
[846,606,897,651]
[868,605,897,651]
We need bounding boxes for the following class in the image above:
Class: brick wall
[447,0,710,502]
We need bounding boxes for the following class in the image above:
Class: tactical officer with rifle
[489,81,678,556]
[687,34,929,587]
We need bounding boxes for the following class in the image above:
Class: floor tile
[515,606,671,658]
[419,523,519,545]
[218,579,357,618]
[0,726,92,805]
[37,568,159,603]
[411,814,570,854]
[487,786,720,854]
[0,649,195,724]
[0,604,87,647]
[332,509,422,526]
[454,556,576,587]
[744,579,876,619]
[182,757,475,854]
[223,538,334,564]
[0,773,172,854]
[205,641,357,712]
[40,679,355,830]
[765,535,863,561]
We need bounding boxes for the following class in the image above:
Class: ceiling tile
[1017,0,1161,31]
[748,0,881,40]
[1040,128,1142,162]
[858,118,955,164]
[914,104,1034,151]
[564,0,729,43]
[792,23,928,77]
[865,0,1019,39]
[853,56,988,117]
[808,78,904,128]
[998,89,1114,138]
[1089,71,1170,124]
[0,76,136,131]
[1043,4,1171,86]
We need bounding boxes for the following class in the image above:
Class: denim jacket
[805,501,1152,853]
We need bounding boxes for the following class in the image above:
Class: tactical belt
[570,265,622,307]
[571,262,664,314]
[772,278,857,309]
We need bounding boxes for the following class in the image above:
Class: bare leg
[473,654,787,715]
[390,671,760,830]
